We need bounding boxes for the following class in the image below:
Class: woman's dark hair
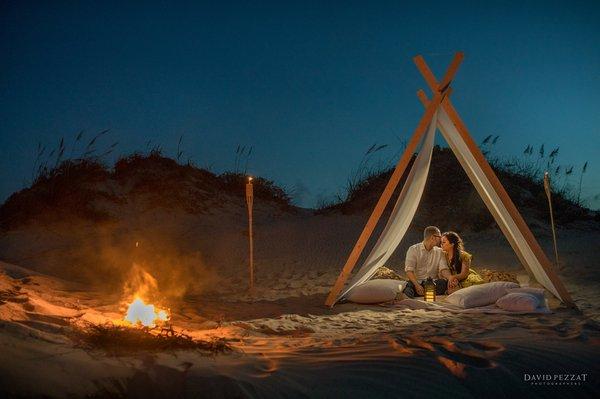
[443,231,465,274]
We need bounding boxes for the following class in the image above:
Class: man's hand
[415,284,425,296]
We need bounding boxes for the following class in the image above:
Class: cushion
[346,279,406,304]
[496,292,540,311]
[506,287,545,302]
[445,281,519,308]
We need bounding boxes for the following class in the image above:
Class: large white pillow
[445,281,519,308]
[496,292,540,311]
[506,287,545,302]
[346,279,406,304]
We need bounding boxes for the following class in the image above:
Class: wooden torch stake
[544,172,560,270]
[246,177,254,292]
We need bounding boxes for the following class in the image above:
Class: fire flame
[124,297,169,328]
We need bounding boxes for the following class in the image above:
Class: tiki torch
[246,176,254,291]
[543,172,560,269]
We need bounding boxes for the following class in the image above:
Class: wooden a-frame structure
[325,52,574,308]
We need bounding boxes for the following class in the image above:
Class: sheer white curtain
[436,109,562,300]
[336,111,438,303]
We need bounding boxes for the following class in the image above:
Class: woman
[440,231,484,294]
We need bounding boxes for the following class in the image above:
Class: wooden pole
[544,172,560,270]
[246,177,254,292]
[324,52,464,307]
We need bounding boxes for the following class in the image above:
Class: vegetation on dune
[0,158,118,229]
[0,130,596,230]
[315,141,412,212]
[0,132,294,229]
[316,137,595,229]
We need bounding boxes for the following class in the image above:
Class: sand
[0,204,599,398]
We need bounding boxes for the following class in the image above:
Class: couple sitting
[404,226,483,298]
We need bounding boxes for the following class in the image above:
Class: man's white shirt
[404,242,448,281]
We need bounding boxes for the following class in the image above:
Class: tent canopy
[325,52,574,308]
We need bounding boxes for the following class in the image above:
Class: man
[403,226,455,298]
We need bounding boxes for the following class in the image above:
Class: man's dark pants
[404,279,448,298]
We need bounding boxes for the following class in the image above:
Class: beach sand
[0,204,599,398]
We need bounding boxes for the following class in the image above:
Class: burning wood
[124,297,169,328]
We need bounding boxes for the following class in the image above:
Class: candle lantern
[424,277,436,302]
[245,176,254,292]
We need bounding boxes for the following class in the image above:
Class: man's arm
[438,254,456,283]
[406,270,420,286]
[404,246,418,283]
[439,267,459,290]
[439,268,452,279]
[405,246,424,295]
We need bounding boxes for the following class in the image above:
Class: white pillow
[496,292,540,311]
[506,287,545,302]
[445,281,519,308]
[346,279,406,304]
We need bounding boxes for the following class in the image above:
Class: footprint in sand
[434,338,505,378]
[389,336,502,378]
[1,289,28,303]
[437,356,467,378]
[465,340,505,353]
[436,345,496,369]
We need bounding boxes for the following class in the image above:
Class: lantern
[424,277,436,302]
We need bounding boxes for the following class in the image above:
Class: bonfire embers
[124,296,169,328]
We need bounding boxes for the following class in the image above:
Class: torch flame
[124,297,169,327]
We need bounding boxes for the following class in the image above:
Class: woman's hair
[443,231,465,274]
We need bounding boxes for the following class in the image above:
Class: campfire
[124,297,169,328]
[70,259,232,356]
[120,261,170,328]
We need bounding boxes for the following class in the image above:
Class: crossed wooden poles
[325,52,574,308]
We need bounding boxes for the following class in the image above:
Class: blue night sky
[1,1,599,208]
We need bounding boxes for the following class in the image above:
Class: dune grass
[0,132,294,229]
[1,129,595,229]
[316,137,594,226]
[72,322,231,356]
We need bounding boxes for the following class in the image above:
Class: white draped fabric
[436,108,562,300]
[336,111,438,303]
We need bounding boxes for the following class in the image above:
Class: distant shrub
[1,142,294,229]
[220,172,292,208]
[0,158,115,229]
